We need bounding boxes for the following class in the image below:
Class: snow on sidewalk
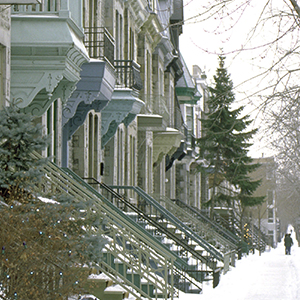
[176,225,300,300]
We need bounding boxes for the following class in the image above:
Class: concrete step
[104,284,129,300]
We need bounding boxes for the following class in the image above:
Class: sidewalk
[177,227,300,300]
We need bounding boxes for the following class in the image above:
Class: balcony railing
[84,27,115,68]
[12,0,63,12]
[114,60,143,91]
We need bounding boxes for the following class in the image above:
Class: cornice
[11,14,89,115]
[101,89,144,147]
[153,127,183,166]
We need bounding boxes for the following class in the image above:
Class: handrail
[110,185,224,263]
[171,198,240,246]
[77,177,205,292]
[99,182,205,291]
[99,182,206,265]
[62,169,175,260]
[135,186,224,261]
[29,152,176,299]
[212,209,266,252]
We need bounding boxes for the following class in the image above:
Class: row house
[0,2,11,107]
[248,156,278,248]
[2,0,243,299]
[175,62,208,209]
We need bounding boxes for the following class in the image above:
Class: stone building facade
[249,156,278,247]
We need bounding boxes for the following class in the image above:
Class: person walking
[284,233,293,255]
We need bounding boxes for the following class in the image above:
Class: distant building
[0,4,11,107]
[249,156,278,247]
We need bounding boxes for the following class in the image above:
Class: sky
[176,225,300,299]
[179,0,279,158]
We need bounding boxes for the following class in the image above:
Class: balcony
[10,0,89,116]
[84,27,115,68]
[60,27,116,166]
[101,60,144,147]
[114,60,143,91]
[153,127,183,167]
[1,0,40,3]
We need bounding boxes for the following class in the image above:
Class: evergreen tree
[0,105,49,201]
[197,55,264,218]
[0,105,107,299]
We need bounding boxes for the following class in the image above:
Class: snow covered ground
[176,225,300,300]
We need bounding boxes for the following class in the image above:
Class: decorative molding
[11,12,89,116]
[62,61,116,126]
[126,0,149,30]
[153,128,183,166]
[62,60,116,141]
[140,13,163,50]
[64,100,109,140]
[137,114,166,131]
[23,79,77,116]
[101,89,144,147]
[0,0,40,3]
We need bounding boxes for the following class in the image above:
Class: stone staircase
[97,182,232,282]
[34,157,177,299]
[65,171,205,294]
[101,184,226,265]
[33,152,240,299]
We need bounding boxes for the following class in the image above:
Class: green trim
[176,87,201,104]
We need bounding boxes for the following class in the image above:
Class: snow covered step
[166,224,177,234]
[126,268,141,286]
[69,294,100,300]
[104,284,129,300]
[194,245,204,254]
[84,272,113,300]
[141,278,155,298]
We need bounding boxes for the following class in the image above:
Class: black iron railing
[84,27,115,67]
[12,0,60,12]
[114,60,143,91]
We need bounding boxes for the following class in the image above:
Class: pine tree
[0,105,107,299]
[197,55,264,219]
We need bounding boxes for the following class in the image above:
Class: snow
[176,225,300,300]
[38,196,58,204]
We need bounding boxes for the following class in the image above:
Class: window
[186,106,194,130]
[115,11,123,61]
[267,190,274,206]
[268,208,274,223]
[47,100,58,163]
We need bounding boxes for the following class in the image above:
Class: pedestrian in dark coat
[284,233,293,255]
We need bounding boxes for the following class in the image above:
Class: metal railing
[84,27,115,67]
[59,167,176,300]
[12,0,64,12]
[171,198,240,248]
[29,152,176,300]
[114,60,143,91]
[109,185,224,265]
[203,209,267,253]
[98,181,204,293]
